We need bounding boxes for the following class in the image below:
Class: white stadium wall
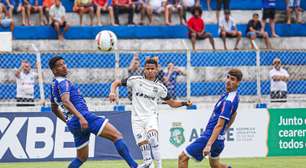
[158,104,270,159]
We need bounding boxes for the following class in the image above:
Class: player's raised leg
[147,130,162,168]
[178,151,189,168]
[98,121,139,168]
[68,145,89,168]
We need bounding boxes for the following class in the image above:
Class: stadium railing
[0,49,305,107]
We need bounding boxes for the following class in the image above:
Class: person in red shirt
[94,0,116,25]
[187,6,215,50]
[113,0,135,25]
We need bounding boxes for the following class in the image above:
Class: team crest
[153,87,158,93]
[169,122,185,147]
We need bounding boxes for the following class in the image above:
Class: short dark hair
[253,13,259,17]
[48,56,64,69]
[145,57,158,67]
[228,68,243,81]
[224,10,231,15]
[191,6,203,16]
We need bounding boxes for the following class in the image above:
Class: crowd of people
[0,0,304,41]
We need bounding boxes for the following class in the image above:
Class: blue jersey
[50,77,89,121]
[202,91,240,139]
[262,0,276,9]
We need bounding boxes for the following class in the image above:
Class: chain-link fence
[0,49,305,107]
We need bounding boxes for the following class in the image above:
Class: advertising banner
[0,112,141,162]
[267,108,306,156]
[158,105,269,159]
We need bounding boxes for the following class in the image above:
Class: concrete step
[12,37,306,51]
[11,10,305,26]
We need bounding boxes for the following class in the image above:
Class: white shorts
[132,116,159,144]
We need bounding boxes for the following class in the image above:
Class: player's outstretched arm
[165,99,192,108]
[203,118,226,156]
[51,103,67,123]
[61,93,88,129]
[109,79,122,103]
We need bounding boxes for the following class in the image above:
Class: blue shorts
[184,136,224,161]
[247,31,264,38]
[67,112,109,149]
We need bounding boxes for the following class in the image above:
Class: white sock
[148,131,162,168]
[139,143,153,166]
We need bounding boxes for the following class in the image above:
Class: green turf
[0,157,305,168]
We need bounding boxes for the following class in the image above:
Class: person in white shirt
[219,10,242,50]
[109,57,192,168]
[50,0,69,40]
[15,60,37,106]
[142,0,167,25]
[269,58,289,102]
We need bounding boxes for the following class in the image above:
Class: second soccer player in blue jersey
[178,68,243,168]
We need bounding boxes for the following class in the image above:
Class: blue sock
[114,139,138,168]
[68,158,83,168]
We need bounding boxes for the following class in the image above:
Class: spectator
[132,0,143,24]
[0,4,14,32]
[206,0,211,10]
[43,0,55,24]
[94,0,116,25]
[50,0,69,40]
[216,0,230,25]
[165,0,184,25]
[15,60,37,106]
[73,0,94,25]
[269,58,289,102]
[182,0,199,23]
[11,0,26,25]
[246,13,271,49]
[219,10,241,50]
[143,0,167,25]
[113,0,134,25]
[164,62,186,99]
[1,0,14,19]
[187,6,215,50]
[128,53,143,76]
[127,53,143,101]
[262,0,278,37]
[286,0,303,24]
[23,0,45,25]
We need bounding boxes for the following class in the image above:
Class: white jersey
[126,75,168,120]
[269,68,289,91]
[16,71,37,99]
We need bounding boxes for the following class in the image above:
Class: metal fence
[0,49,305,106]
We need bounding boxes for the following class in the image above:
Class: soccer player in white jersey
[109,57,192,168]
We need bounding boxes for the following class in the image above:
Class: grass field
[0,157,305,168]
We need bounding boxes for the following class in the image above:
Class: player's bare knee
[111,128,123,141]
[77,151,88,162]
[178,152,189,162]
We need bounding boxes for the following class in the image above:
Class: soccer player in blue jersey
[49,56,145,168]
[178,68,243,168]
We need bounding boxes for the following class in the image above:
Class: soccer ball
[95,30,118,51]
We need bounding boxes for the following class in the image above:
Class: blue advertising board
[0,112,142,162]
